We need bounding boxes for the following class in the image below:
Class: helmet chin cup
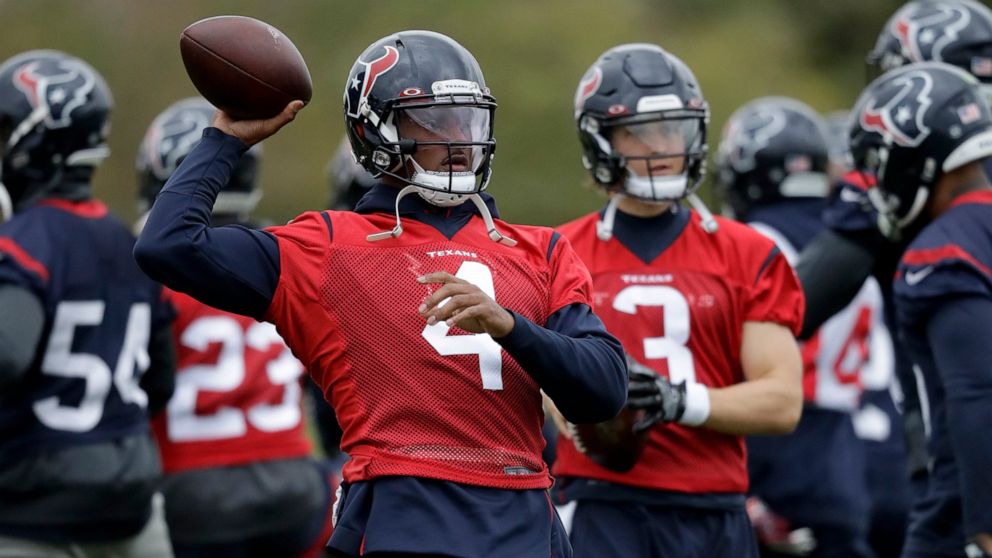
[406,156,479,207]
[413,187,467,207]
[622,172,689,201]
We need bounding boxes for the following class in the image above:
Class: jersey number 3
[613,285,697,384]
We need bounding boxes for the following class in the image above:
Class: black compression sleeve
[794,229,877,339]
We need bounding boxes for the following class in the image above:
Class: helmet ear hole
[595,164,613,184]
[372,149,394,170]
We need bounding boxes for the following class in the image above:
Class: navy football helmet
[715,97,830,219]
[328,136,376,210]
[575,43,709,203]
[867,0,992,102]
[850,62,992,237]
[0,50,112,220]
[343,30,496,207]
[136,97,261,222]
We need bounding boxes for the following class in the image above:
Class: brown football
[179,15,312,120]
[571,407,649,472]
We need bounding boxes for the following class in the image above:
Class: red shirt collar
[36,198,108,218]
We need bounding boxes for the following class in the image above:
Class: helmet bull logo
[13,58,96,130]
[861,70,934,147]
[727,107,787,172]
[894,4,970,63]
[345,46,399,118]
[148,109,213,179]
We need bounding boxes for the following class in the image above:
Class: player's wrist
[488,306,516,338]
[676,382,710,426]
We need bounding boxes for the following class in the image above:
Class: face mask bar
[362,92,515,245]
[606,116,705,202]
[860,145,930,241]
[366,94,496,201]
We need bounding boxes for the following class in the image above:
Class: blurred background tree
[0,0,904,225]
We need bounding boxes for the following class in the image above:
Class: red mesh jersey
[152,290,312,473]
[264,210,591,489]
[554,211,804,494]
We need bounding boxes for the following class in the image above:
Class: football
[179,15,312,120]
[571,407,650,472]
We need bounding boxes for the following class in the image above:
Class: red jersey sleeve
[745,246,805,335]
[547,233,594,317]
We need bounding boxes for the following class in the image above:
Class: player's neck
[930,162,992,218]
[615,195,674,218]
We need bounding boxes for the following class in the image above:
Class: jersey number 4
[422,261,504,390]
[34,301,151,432]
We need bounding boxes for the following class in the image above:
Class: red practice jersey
[263,210,592,489]
[554,211,804,494]
[152,290,312,473]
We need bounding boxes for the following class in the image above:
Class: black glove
[625,357,687,433]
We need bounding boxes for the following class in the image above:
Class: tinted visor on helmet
[606,116,704,200]
[609,118,701,164]
[393,103,494,194]
[400,105,491,172]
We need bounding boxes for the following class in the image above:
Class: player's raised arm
[135,17,307,320]
[133,125,284,320]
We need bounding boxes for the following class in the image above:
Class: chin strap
[0,184,12,223]
[596,195,622,241]
[367,185,517,246]
[367,185,419,242]
[687,193,719,234]
[597,192,719,240]
[466,192,517,246]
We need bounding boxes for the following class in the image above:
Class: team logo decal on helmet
[860,70,933,147]
[345,46,399,118]
[12,58,96,131]
[574,67,602,115]
[142,103,213,181]
[894,3,970,63]
[724,106,788,173]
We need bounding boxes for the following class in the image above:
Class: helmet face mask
[575,44,709,203]
[136,97,261,217]
[851,61,992,237]
[0,50,113,213]
[343,32,497,206]
[603,116,704,201]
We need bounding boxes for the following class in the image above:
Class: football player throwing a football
[551,43,804,558]
[135,30,627,558]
